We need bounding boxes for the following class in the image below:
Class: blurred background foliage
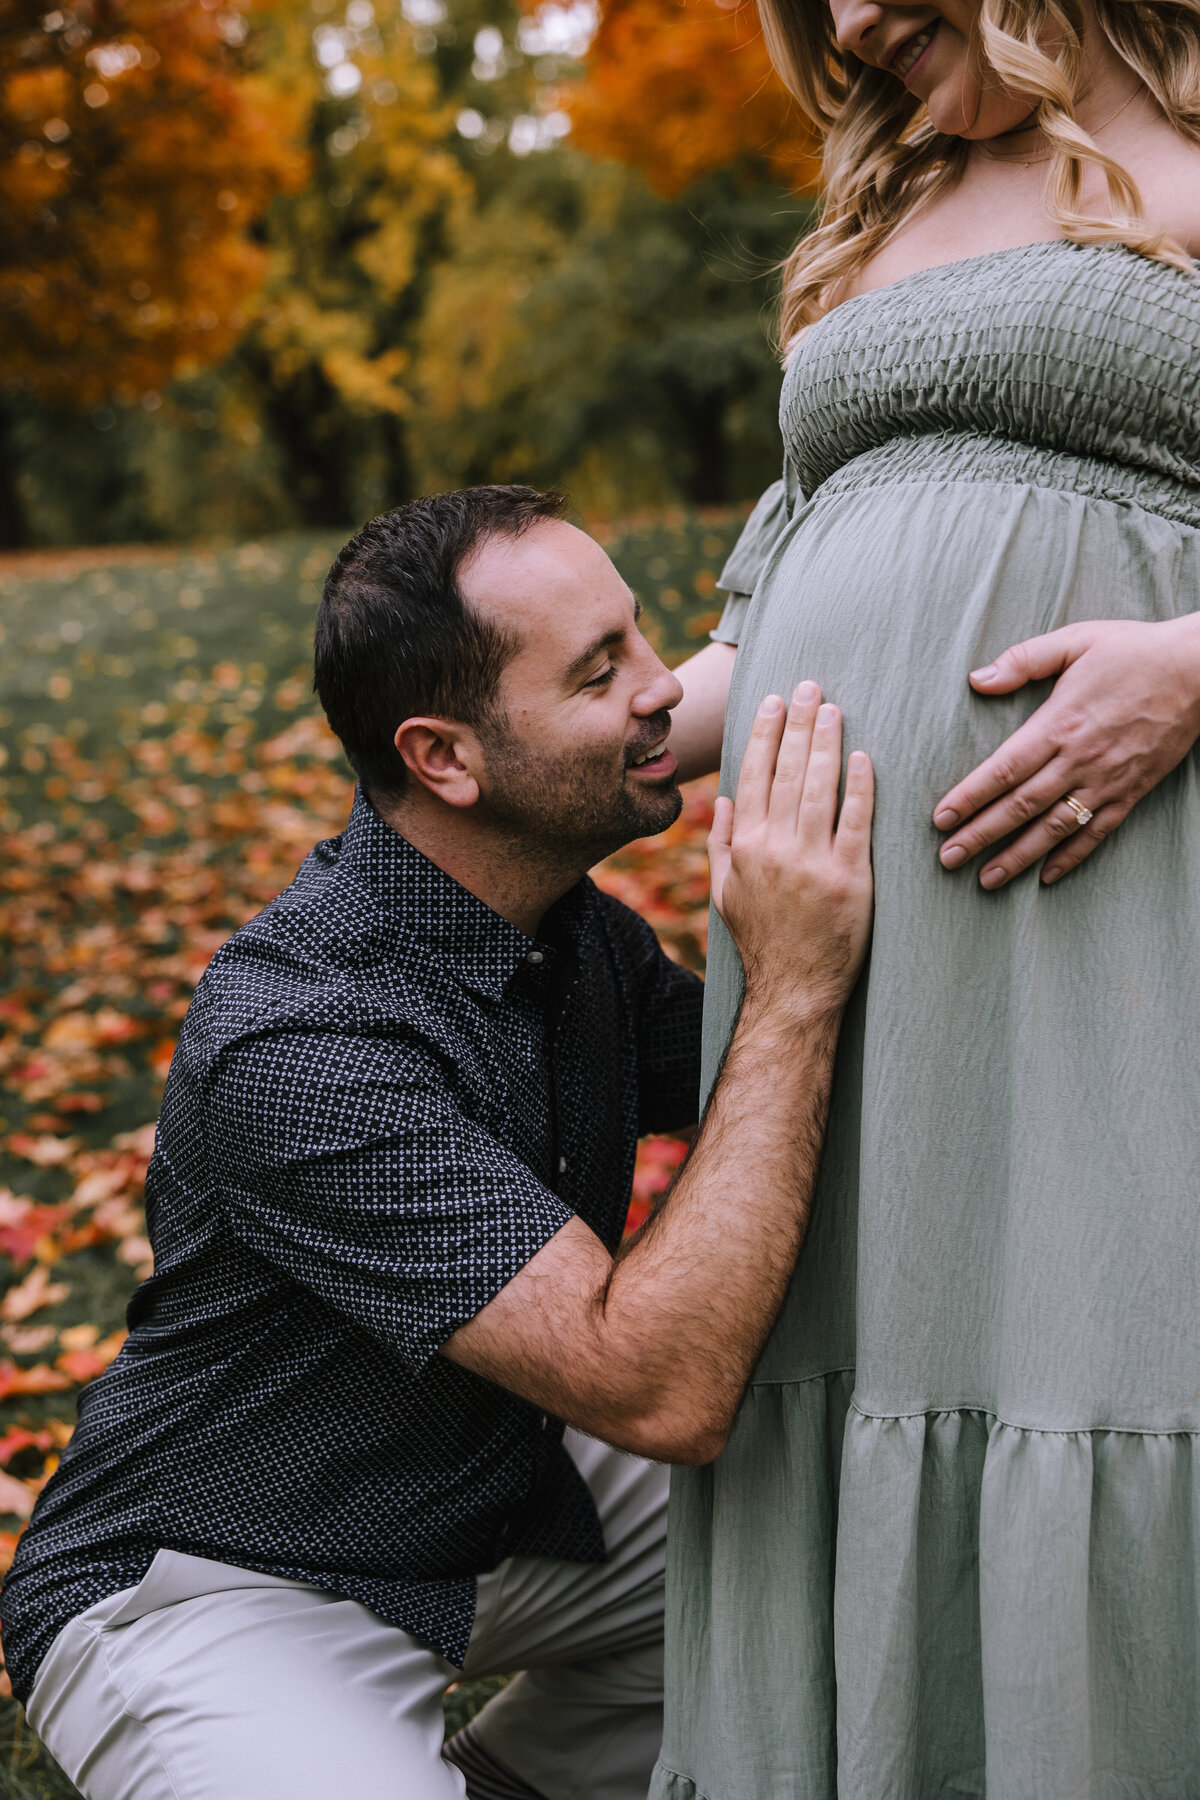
[0,0,820,546]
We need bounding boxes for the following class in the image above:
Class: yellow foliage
[245,7,471,423]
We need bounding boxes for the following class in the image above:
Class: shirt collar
[338,787,596,1001]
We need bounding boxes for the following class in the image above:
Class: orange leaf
[0,1265,70,1323]
[4,1133,80,1168]
[56,1330,127,1385]
[0,1360,73,1400]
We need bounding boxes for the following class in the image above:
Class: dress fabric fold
[654,241,1200,1800]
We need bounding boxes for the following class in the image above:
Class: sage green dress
[652,241,1200,1800]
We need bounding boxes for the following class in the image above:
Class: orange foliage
[567,0,821,197]
[0,0,307,410]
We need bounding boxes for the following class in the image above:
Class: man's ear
[393,717,483,809]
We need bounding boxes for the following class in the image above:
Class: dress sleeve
[205,1032,574,1375]
[710,459,804,647]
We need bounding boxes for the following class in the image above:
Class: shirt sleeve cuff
[419,1194,575,1372]
[709,593,750,646]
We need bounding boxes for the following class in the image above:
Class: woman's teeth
[895,23,935,75]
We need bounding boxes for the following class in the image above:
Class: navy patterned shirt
[1,789,702,1703]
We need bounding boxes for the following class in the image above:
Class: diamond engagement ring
[1064,795,1094,828]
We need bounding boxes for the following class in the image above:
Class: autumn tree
[0,0,307,410]
[0,0,309,543]
[566,0,821,196]
[0,0,473,538]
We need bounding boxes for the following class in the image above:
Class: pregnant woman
[656,0,1200,1792]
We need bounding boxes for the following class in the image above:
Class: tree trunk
[0,402,30,548]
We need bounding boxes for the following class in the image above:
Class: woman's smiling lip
[890,18,938,79]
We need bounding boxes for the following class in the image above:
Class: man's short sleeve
[206,1032,574,1374]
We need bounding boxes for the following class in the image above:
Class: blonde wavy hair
[762,0,1200,346]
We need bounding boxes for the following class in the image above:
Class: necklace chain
[976,85,1140,167]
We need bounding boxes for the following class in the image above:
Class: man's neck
[371,790,583,939]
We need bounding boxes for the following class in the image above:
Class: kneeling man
[2,486,873,1800]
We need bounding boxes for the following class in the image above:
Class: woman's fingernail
[759,695,784,716]
[941,845,967,869]
[972,665,998,683]
[933,807,959,829]
[817,703,837,722]
[794,681,818,703]
[980,865,1007,889]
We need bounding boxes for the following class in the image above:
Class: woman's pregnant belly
[713,472,1200,1428]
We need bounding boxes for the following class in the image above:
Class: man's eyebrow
[564,625,627,683]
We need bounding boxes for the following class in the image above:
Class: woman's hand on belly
[931,615,1200,886]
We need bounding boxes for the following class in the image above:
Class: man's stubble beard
[477,725,683,874]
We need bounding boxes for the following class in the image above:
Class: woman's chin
[924,95,974,137]
[911,72,978,138]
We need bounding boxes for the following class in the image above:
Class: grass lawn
[0,511,733,1795]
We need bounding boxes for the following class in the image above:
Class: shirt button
[525,949,544,965]
[558,1155,567,1174]
[541,1414,551,1430]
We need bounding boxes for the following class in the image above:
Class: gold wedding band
[1064,795,1094,828]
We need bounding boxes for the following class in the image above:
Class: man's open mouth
[892,19,937,77]
[627,737,675,777]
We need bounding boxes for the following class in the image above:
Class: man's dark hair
[314,485,569,799]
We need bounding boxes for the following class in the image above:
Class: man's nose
[634,659,684,717]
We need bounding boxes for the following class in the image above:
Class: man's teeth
[631,745,664,766]
[895,24,934,74]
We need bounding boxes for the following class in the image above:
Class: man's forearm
[442,688,873,1463]
[589,991,841,1461]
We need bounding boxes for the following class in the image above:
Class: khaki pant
[28,1431,667,1800]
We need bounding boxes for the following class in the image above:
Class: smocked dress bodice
[785,239,1200,512]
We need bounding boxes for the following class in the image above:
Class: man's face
[459,520,685,864]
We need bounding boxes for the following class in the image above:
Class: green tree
[409,149,802,510]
